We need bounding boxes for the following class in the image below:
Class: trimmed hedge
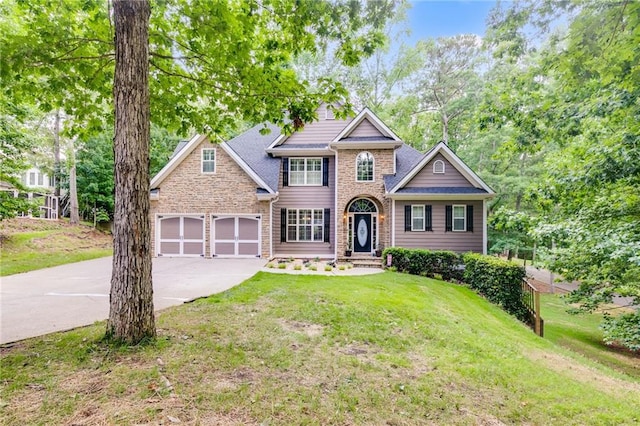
[462,253,527,321]
[382,247,463,282]
[383,247,528,323]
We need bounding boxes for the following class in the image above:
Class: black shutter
[322,158,329,187]
[404,205,412,231]
[280,208,287,242]
[425,205,432,231]
[282,158,289,187]
[324,208,330,242]
[466,205,474,232]
[445,205,452,232]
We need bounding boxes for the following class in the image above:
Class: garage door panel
[238,217,259,239]
[212,215,261,257]
[183,217,204,239]
[157,215,205,257]
[238,242,259,256]
[215,242,235,256]
[215,218,235,240]
[160,217,180,239]
[160,242,180,254]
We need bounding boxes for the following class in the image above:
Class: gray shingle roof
[269,143,329,150]
[336,136,395,142]
[383,144,424,191]
[394,187,489,194]
[224,123,282,192]
[171,141,189,158]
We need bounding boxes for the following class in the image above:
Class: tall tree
[401,35,484,147]
[2,0,396,343]
[108,0,155,341]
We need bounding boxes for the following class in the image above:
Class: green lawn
[540,294,639,377]
[1,272,638,425]
[0,220,112,276]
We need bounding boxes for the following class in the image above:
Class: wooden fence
[522,279,543,337]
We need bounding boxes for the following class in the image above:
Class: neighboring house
[1,166,59,219]
[149,105,495,259]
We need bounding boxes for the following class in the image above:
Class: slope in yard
[1,272,639,425]
[0,218,112,276]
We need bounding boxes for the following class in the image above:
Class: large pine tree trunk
[107,0,155,343]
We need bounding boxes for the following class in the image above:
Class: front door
[353,213,372,253]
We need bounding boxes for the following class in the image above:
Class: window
[286,209,324,241]
[433,159,445,174]
[202,148,216,173]
[452,205,466,231]
[356,152,374,181]
[29,172,36,186]
[404,205,432,232]
[412,205,425,231]
[289,158,322,185]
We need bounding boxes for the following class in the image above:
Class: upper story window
[433,159,445,174]
[202,148,216,173]
[356,151,374,182]
[289,158,322,185]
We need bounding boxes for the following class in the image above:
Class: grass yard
[1,272,638,425]
[0,218,112,276]
[541,294,639,377]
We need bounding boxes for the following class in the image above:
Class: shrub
[382,247,462,282]
[278,263,287,269]
[601,312,640,352]
[324,265,332,271]
[294,264,302,271]
[462,253,527,320]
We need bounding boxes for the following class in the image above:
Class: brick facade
[150,138,271,258]
[335,148,395,255]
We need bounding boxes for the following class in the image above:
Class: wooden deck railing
[522,279,543,337]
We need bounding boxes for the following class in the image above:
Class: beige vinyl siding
[282,104,353,145]
[348,118,383,137]
[273,156,335,256]
[405,154,474,188]
[394,200,483,253]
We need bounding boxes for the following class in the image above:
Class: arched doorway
[346,198,379,254]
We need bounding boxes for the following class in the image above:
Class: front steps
[339,255,384,269]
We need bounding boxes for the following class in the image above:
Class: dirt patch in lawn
[526,350,640,394]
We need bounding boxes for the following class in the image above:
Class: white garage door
[212,215,261,257]
[157,215,205,257]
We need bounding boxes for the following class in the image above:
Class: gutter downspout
[482,198,487,255]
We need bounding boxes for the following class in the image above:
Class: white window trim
[452,204,466,232]
[286,208,324,242]
[289,158,322,186]
[201,148,216,174]
[355,151,375,182]
[433,159,445,174]
[411,205,425,231]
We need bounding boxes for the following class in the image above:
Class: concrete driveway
[0,257,265,344]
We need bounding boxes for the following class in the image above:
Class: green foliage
[488,206,535,258]
[76,132,114,220]
[382,247,462,282]
[601,312,640,352]
[462,253,527,321]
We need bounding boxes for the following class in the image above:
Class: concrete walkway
[0,257,265,344]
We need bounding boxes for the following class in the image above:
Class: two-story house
[149,105,495,259]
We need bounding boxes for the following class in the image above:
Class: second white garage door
[212,215,261,257]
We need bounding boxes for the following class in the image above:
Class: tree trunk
[107,0,155,343]
[68,163,80,224]
[53,110,61,197]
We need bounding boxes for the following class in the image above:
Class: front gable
[388,141,494,199]
[404,153,474,188]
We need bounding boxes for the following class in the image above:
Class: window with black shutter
[324,208,330,242]
[404,205,411,231]
[322,158,329,186]
[280,208,287,242]
[466,205,474,232]
[282,158,289,187]
[425,205,433,231]
[445,205,452,232]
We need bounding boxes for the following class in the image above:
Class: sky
[405,0,499,43]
